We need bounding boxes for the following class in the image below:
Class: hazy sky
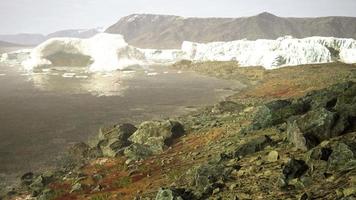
[1,0,356,34]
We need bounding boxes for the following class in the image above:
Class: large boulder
[305,135,356,177]
[328,143,355,171]
[97,123,137,157]
[251,100,308,130]
[129,120,185,153]
[287,108,338,150]
[302,81,356,110]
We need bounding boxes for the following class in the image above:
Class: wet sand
[0,64,244,186]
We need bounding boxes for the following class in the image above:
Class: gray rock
[97,123,137,157]
[328,143,354,171]
[155,188,196,200]
[124,143,154,161]
[21,172,34,186]
[70,183,82,193]
[129,120,184,153]
[191,163,231,197]
[37,189,54,200]
[287,108,338,150]
[234,135,273,158]
[282,159,309,185]
[251,99,308,130]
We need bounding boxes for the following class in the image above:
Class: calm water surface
[0,63,243,186]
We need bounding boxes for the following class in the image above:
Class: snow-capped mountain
[106,13,356,49]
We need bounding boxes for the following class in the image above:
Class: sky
[0,0,356,34]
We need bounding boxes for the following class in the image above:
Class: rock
[29,176,46,196]
[191,163,231,197]
[287,108,339,150]
[97,123,137,157]
[211,101,244,114]
[343,187,356,197]
[129,120,185,153]
[282,159,309,184]
[155,188,196,200]
[70,183,82,193]
[37,189,54,200]
[302,81,355,110]
[234,135,273,158]
[92,174,104,182]
[229,183,238,191]
[251,99,308,130]
[266,150,279,162]
[328,143,354,171]
[21,172,34,186]
[124,143,154,161]
[68,142,90,158]
[87,146,103,159]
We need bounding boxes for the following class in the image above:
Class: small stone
[92,185,103,192]
[343,187,356,197]
[266,150,279,162]
[212,188,220,195]
[229,183,238,191]
[237,193,251,199]
[125,159,134,165]
[70,183,82,193]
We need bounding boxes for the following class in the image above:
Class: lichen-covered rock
[234,135,273,158]
[251,99,308,130]
[129,120,184,153]
[282,159,309,184]
[97,123,137,157]
[123,143,153,161]
[186,163,231,198]
[328,143,354,171]
[287,108,337,150]
[155,188,196,200]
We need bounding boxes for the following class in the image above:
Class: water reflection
[28,68,136,96]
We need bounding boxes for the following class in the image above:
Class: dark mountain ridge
[105,12,356,49]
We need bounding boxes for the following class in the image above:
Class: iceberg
[18,33,356,71]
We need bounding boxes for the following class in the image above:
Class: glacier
[4,33,356,71]
[182,36,356,69]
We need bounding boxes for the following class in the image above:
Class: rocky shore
[2,62,356,200]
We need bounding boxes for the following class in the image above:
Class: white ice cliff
[3,33,355,71]
[182,36,356,69]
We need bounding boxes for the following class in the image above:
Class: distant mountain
[0,34,45,46]
[105,12,356,49]
[46,28,101,39]
[0,40,21,47]
[0,28,101,46]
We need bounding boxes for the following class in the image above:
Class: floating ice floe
[147,72,159,76]
[75,75,89,79]
[62,73,76,78]
[9,33,356,71]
